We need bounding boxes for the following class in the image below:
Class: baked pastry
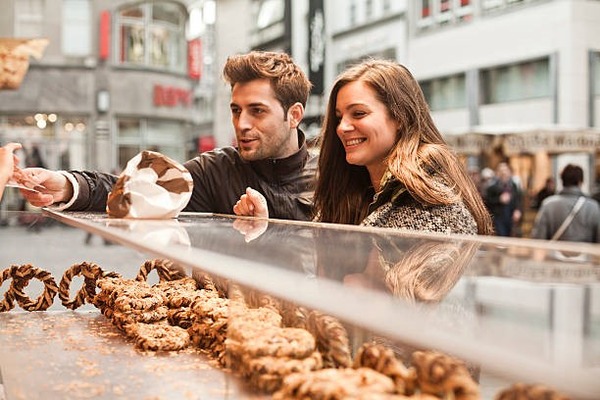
[307,310,352,368]
[132,321,190,351]
[0,38,48,90]
[495,383,571,400]
[8,264,58,311]
[354,342,417,395]
[412,350,479,400]
[273,367,397,399]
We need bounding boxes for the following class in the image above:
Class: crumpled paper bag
[107,150,193,219]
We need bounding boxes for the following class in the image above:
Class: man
[486,162,523,237]
[531,164,600,243]
[19,51,317,220]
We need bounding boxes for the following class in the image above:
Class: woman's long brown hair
[313,59,493,235]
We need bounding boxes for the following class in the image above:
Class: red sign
[99,11,111,60]
[153,85,192,107]
[188,38,202,80]
[198,136,215,153]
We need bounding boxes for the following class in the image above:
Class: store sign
[153,85,192,107]
[503,130,600,155]
[188,38,202,80]
[99,11,111,60]
[445,133,493,155]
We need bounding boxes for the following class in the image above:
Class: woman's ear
[287,102,305,129]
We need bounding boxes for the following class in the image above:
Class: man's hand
[233,187,269,218]
[18,168,73,207]
[232,187,269,242]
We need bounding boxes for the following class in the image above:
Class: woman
[0,142,22,200]
[236,59,492,235]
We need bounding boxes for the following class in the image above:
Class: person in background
[531,164,600,243]
[531,177,555,210]
[485,162,522,237]
[236,59,493,236]
[18,51,317,220]
[0,142,22,200]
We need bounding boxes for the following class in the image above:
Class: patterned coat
[360,172,478,235]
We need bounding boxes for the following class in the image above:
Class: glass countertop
[37,210,600,399]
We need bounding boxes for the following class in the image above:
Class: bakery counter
[1,210,599,399]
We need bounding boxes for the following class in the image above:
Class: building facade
[3,0,600,200]
[409,0,600,196]
[0,0,216,174]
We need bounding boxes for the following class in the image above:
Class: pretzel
[152,277,199,308]
[111,283,165,312]
[131,322,190,351]
[307,310,352,368]
[273,367,396,399]
[411,350,479,400]
[58,261,108,309]
[241,351,323,377]
[111,306,168,332]
[167,307,195,329]
[0,266,17,312]
[495,383,571,400]
[354,342,417,395]
[233,326,316,359]
[135,259,186,283]
[9,264,58,311]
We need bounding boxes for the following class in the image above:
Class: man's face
[230,79,298,161]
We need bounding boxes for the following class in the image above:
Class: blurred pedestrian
[531,164,600,243]
[531,177,555,210]
[486,162,523,236]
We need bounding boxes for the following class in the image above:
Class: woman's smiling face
[335,80,399,176]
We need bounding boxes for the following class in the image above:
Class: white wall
[409,1,600,130]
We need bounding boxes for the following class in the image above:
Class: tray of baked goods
[0,210,599,399]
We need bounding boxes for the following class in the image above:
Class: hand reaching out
[18,168,73,207]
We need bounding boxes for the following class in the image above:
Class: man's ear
[287,102,305,129]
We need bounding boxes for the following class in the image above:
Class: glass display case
[0,209,599,400]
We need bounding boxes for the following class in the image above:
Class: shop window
[349,0,357,25]
[116,118,187,170]
[0,114,87,171]
[118,145,140,169]
[481,58,551,104]
[593,52,600,96]
[255,0,285,29]
[365,0,373,19]
[62,0,91,57]
[482,0,530,13]
[420,73,467,111]
[117,1,186,73]
[383,0,391,12]
[14,0,44,38]
[417,0,472,30]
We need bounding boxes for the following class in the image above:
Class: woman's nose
[337,117,352,133]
